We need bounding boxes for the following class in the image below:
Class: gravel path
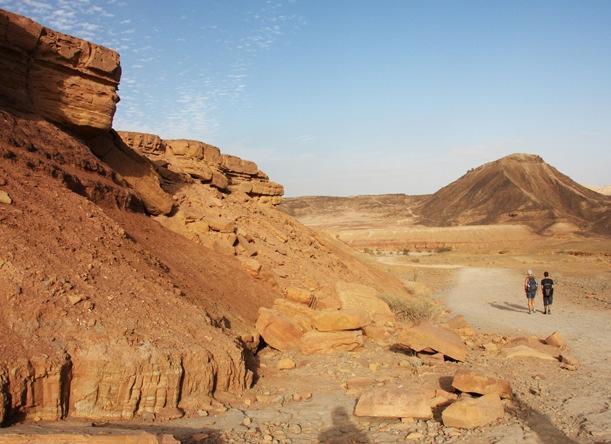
[440,267,611,369]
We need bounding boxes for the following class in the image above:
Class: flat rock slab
[451,369,512,399]
[313,309,369,332]
[300,330,363,354]
[397,320,466,362]
[502,345,557,361]
[256,308,303,351]
[354,387,432,419]
[441,393,504,429]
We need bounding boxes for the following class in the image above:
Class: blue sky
[4,0,611,196]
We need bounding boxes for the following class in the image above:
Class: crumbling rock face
[88,131,173,215]
[0,9,120,133]
[117,131,284,204]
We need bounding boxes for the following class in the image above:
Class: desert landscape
[1,5,611,444]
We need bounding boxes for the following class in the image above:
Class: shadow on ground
[508,394,580,444]
[489,301,530,313]
[318,407,370,444]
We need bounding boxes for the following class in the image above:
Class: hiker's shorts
[526,291,536,299]
[543,295,553,305]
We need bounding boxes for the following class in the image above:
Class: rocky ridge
[0,8,414,430]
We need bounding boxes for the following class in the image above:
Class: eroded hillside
[0,8,412,427]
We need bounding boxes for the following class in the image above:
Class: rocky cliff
[0,8,412,429]
[0,9,120,133]
[117,132,284,205]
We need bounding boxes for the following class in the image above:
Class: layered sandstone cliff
[0,9,412,430]
[0,9,120,133]
[117,132,284,205]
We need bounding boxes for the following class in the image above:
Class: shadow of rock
[318,407,370,444]
[508,394,580,444]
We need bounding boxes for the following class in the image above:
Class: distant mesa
[418,153,611,235]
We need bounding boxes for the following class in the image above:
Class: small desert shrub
[380,294,437,323]
[363,248,373,255]
[435,246,452,253]
[401,248,410,255]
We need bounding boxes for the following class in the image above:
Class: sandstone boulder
[502,345,557,361]
[397,321,466,362]
[313,309,369,332]
[442,393,504,428]
[221,155,258,175]
[335,281,393,323]
[0,9,120,133]
[451,369,512,399]
[255,308,304,351]
[354,388,432,419]
[0,190,11,205]
[117,132,165,156]
[277,358,296,370]
[299,331,363,354]
[505,336,561,358]
[544,332,567,348]
[284,287,313,305]
[447,315,469,330]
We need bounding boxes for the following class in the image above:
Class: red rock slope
[0,8,412,426]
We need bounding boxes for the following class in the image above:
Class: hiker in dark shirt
[541,271,554,315]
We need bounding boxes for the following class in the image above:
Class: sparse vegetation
[380,293,437,322]
[400,248,410,255]
[434,246,452,253]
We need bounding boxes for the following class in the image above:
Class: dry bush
[435,246,453,253]
[380,294,437,322]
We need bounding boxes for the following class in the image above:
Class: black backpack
[543,281,553,297]
[527,277,538,291]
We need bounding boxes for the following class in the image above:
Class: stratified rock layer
[0,9,120,133]
[117,132,284,204]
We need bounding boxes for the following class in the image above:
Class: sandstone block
[117,131,165,156]
[0,190,11,205]
[299,330,363,354]
[346,377,377,390]
[505,336,560,358]
[441,393,504,428]
[0,432,180,443]
[397,321,466,362]
[272,299,316,332]
[502,345,556,361]
[255,308,304,351]
[335,281,393,323]
[237,234,257,257]
[313,309,369,332]
[354,388,432,419]
[221,155,258,175]
[277,358,296,370]
[284,287,313,305]
[544,332,566,348]
[210,171,229,190]
[451,369,512,399]
[238,257,261,277]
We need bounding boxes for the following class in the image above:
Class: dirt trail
[441,267,611,369]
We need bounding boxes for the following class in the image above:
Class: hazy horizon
[3,0,611,196]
